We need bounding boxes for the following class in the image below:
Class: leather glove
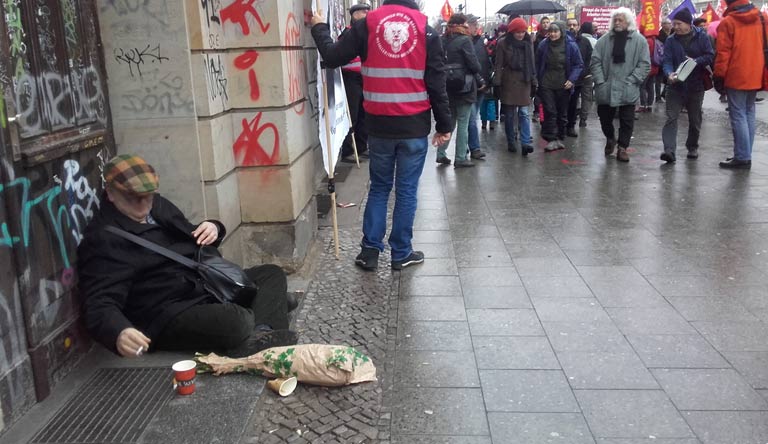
[713,77,725,95]
[530,85,538,98]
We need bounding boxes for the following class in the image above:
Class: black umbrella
[497,0,566,16]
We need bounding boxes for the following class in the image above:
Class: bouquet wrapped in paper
[195,344,377,387]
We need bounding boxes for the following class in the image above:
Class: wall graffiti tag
[221,0,270,36]
[204,54,228,106]
[233,50,260,102]
[285,13,305,115]
[120,72,194,116]
[114,44,170,78]
[233,112,279,166]
[4,0,27,80]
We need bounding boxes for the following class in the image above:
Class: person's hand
[116,328,151,358]
[713,76,725,95]
[668,73,678,84]
[311,9,325,26]
[564,80,574,90]
[192,221,219,245]
[432,132,451,146]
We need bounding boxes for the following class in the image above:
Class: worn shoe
[489,121,496,130]
[355,246,380,270]
[436,156,451,165]
[605,139,616,156]
[226,329,299,358]
[481,121,487,130]
[454,159,475,168]
[566,127,578,138]
[470,149,487,160]
[522,145,534,156]
[579,119,587,128]
[556,140,566,150]
[686,149,699,160]
[660,152,676,163]
[544,140,559,152]
[719,158,751,169]
[617,147,630,162]
[392,251,425,270]
[507,143,518,153]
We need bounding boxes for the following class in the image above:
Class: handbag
[759,13,768,91]
[445,63,474,94]
[104,225,256,304]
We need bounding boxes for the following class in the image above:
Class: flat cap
[349,3,370,14]
[466,14,480,24]
[103,154,159,195]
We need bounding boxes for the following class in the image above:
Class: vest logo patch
[376,12,418,58]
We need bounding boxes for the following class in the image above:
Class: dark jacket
[536,35,584,86]
[443,33,482,103]
[576,34,594,83]
[310,0,452,137]
[662,27,714,94]
[472,34,492,94]
[78,195,226,354]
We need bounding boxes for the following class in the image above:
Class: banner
[441,0,453,22]
[638,0,662,34]
[716,0,726,16]
[703,4,720,23]
[580,6,618,34]
[528,16,539,34]
[668,0,696,21]
[313,0,352,175]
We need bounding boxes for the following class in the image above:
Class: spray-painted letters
[221,0,270,36]
[233,112,279,166]
[233,50,260,102]
[114,44,170,78]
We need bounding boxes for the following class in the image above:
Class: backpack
[652,37,664,66]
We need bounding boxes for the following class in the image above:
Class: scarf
[505,36,534,82]
[447,24,471,36]
[612,30,629,64]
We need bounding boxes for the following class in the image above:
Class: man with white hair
[590,7,651,162]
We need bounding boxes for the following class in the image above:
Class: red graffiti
[560,159,586,165]
[234,50,260,101]
[285,13,305,115]
[221,0,270,35]
[233,112,280,166]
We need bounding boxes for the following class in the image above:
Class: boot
[617,146,630,162]
[566,127,578,137]
[489,121,496,130]
[481,120,487,130]
[604,139,616,156]
[507,142,518,153]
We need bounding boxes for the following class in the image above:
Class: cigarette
[136,346,144,356]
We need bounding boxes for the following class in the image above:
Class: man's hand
[192,221,219,245]
[311,9,325,26]
[713,76,725,95]
[432,132,451,147]
[117,328,151,358]
[564,80,574,90]
[668,73,678,84]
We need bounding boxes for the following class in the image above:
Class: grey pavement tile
[462,286,532,309]
[554,234,614,251]
[652,368,768,411]
[683,411,768,444]
[414,218,450,230]
[543,321,627,352]
[456,252,515,267]
[141,396,253,444]
[499,226,555,244]
[607,307,696,335]
[534,299,612,323]
[414,200,446,210]
[480,370,580,413]
[645,275,721,297]
[693,321,768,352]
[723,351,768,389]
[394,350,479,388]
[391,436,492,444]
[596,440,700,444]
[412,230,452,244]
[588,281,669,308]
[390,388,489,435]
[459,266,523,287]
[564,249,630,266]
[576,266,648,285]
[575,390,694,439]
[761,390,768,402]
[450,223,501,239]
[401,275,462,296]
[400,258,458,277]
[627,257,702,276]
[522,276,594,298]
[397,321,473,351]
[514,257,580,277]
[474,336,560,370]
[488,412,596,444]
[506,240,567,259]
[467,309,544,336]
[721,285,768,310]
[453,237,510,253]
[667,296,759,322]
[557,346,659,389]
[413,242,455,258]
[625,335,731,369]
[415,208,448,221]
[398,297,467,322]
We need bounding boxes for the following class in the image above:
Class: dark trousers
[539,87,570,141]
[567,85,583,128]
[662,88,704,154]
[597,104,635,148]
[655,72,665,98]
[341,71,368,157]
[154,264,289,351]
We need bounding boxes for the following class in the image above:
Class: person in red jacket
[713,0,768,169]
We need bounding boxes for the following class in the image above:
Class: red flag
[703,4,720,23]
[637,0,662,35]
[528,16,539,34]
[716,0,726,16]
[441,0,453,22]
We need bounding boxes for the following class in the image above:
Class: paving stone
[651,369,768,411]
[455,249,515,267]
[391,436,491,444]
[625,334,731,369]
[488,412,595,444]
[576,390,694,439]
[683,411,768,444]
[401,276,462,296]
[450,223,501,239]
[644,275,721,297]
[459,266,522,287]
[576,266,648,284]
[722,351,768,389]
[480,370,580,413]
[543,321,626,352]
[467,309,545,336]
[394,351,479,388]
[595,440,700,444]
[412,242,455,258]
[398,297,466,321]
[557,346,659,389]
[587,281,669,308]
[462,286,532,309]
[399,258,458,277]
[390,388,488,435]
[474,336,560,370]
[414,218,450,230]
[563,249,630,266]
[514,257,580,277]
[534,298,612,323]
[692,321,768,352]
[506,240,567,259]
[522,276,594,298]
[396,321,473,351]
[607,307,696,335]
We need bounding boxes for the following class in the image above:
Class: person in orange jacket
[713,0,768,169]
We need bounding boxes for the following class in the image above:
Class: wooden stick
[339,74,360,168]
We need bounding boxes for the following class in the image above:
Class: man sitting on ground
[78,154,297,358]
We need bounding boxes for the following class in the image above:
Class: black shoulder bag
[104,225,256,305]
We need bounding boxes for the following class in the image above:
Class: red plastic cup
[172,360,197,395]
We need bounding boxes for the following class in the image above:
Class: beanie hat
[349,3,370,15]
[507,17,528,33]
[672,9,693,25]
[104,154,159,195]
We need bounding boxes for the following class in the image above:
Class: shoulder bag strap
[104,225,198,269]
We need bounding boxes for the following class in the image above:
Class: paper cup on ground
[267,377,297,397]
[172,360,197,395]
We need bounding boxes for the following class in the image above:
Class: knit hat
[103,154,159,195]
[508,17,528,33]
[349,3,370,15]
[672,9,693,25]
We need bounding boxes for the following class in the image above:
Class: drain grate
[30,367,173,444]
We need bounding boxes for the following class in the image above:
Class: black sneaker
[507,143,518,153]
[355,246,380,270]
[660,152,676,163]
[436,156,451,165]
[686,149,699,160]
[392,251,425,270]
[226,329,299,358]
[719,158,751,169]
[522,145,534,156]
[566,127,578,138]
[579,119,587,128]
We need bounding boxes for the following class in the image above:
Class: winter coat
[662,27,714,94]
[590,30,651,107]
[645,37,659,77]
[536,35,584,86]
[443,33,482,103]
[714,0,768,90]
[577,34,594,83]
[78,195,226,354]
[472,34,493,93]
[494,35,537,106]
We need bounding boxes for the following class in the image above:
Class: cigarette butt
[136,346,144,356]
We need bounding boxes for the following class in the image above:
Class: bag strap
[104,225,198,269]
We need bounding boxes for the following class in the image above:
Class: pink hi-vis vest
[362,5,430,116]
[342,56,362,73]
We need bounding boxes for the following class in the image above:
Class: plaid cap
[103,154,159,195]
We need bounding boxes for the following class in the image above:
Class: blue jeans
[503,104,532,146]
[468,101,480,151]
[726,88,757,161]
[362,136,428,262]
